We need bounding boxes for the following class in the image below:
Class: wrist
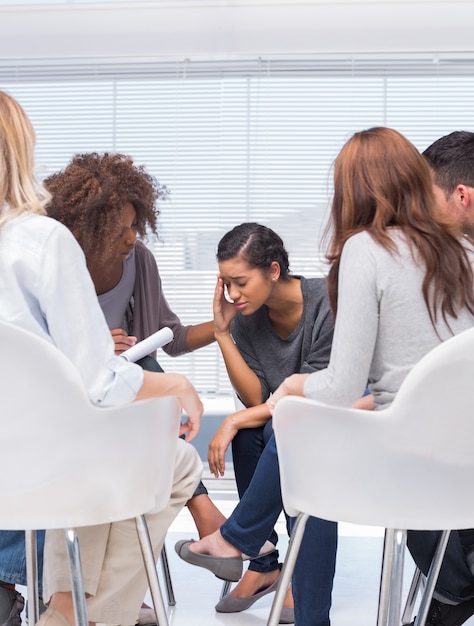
[288,373,309,396]
[226,413,240,431]
[214,329,232,343]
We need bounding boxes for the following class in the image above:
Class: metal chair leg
[160,545,176,606]
[25,530,40,626]
[378,529,396,626]
[388,529,407,626]
[135,515,169,626]
[402,566,424,624]
[414,530,451,626]
[377,529,407,626]
[64,528,89,626]
[267,512,309,626]
[220,580,232,600]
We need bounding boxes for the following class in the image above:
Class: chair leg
[377,529,407,626]
[220,580,232,600]
[64,528,89,626]
[378,529,397,626]
[402,567,424,624]
[388,529,407,626]
[160,545,176,606]
[414,530,451,626]
[267,512,310,626]
[25,530,40,626]
[135,515,169,626]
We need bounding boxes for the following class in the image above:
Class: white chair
[268,326,474,626]
[0,320,182,626]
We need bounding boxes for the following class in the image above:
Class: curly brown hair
[44,152,167,265]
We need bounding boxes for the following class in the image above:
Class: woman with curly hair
[0,150,224,626]
[44,152,217,361]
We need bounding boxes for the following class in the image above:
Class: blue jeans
[0,530,45,592]
[222,432,338,626]
[231,420,281,573]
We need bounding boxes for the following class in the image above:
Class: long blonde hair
[0,90,50,229]
[325,127,474,328]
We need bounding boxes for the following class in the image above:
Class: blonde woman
[0,90,203,626]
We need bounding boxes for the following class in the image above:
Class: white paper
[120,327,174,363]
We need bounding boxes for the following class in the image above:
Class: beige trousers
[42,439,202,625]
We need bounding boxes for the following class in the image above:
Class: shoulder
[12,213,69,238]
[7,214,82,257]
[301,275,330,302]
[343,229,408,256]
[135,241,155,259]
[341,231,401,268]
[301,276,327,295]
[135,240,160,275]
[342,231,373,254]
[135,240,156,262]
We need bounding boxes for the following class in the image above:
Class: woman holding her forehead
[178,222,336,624]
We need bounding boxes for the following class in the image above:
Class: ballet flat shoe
[279,606,295,624]
[174,539,276,583]
[175,539,243,581]
[215,575,280,612]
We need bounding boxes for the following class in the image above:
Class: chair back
[273,327,474,530]
[0,321,181,529]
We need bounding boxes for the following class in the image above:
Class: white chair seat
[269,327,474,626]
[0,320,182,626]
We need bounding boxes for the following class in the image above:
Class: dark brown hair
[423,130,474,194]
[217,222,290,280]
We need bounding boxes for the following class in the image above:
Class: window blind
[4,56,474,395]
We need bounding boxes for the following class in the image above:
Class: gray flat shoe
[215,575,280,613]
[175,539,243,581]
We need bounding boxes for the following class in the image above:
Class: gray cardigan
[130,240,191,357]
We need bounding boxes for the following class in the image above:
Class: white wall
[1,0,474,63]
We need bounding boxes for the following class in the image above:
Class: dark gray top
[230,276,334,404]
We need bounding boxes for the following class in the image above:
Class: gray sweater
[304,230,474,409]
[231,276,334,404]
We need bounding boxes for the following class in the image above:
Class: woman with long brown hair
[268,126,474,626]
[270,126,474,410]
